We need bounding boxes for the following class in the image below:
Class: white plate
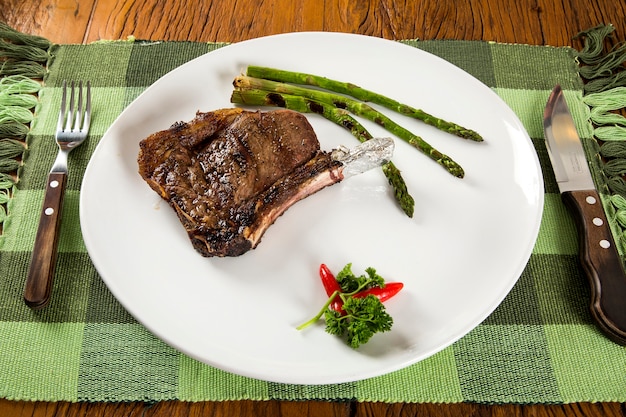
[80,32,544,384]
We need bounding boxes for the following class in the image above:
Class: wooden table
[2,0,626,416]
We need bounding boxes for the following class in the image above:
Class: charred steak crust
[138,108,343,257]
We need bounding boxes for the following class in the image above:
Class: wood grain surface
[2,0,626,45]
[1,0,626,415]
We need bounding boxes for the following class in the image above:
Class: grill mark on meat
[138,108,344,257]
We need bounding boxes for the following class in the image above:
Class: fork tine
[64,81,75,132]
[73,81,83,132]
[83,81,91,131]
[57,81,67,132]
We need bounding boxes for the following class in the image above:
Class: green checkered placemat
[1,23,626,403]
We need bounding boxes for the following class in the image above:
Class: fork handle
[24,172,67,309]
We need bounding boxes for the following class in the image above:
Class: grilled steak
[138,108,344,257]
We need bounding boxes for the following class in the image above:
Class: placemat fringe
[575,24,626,91]
[0,22,48,229]
[575,24,626,251]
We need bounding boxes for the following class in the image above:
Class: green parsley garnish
[297,263,395,349]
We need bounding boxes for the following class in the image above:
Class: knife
[544,84,626,345]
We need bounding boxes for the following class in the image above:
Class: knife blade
[544,84,626,345]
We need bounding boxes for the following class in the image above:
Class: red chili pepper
[319,264,344,312]
[353,282,404,302]
[319,264,404,313]
[319,263,341,296]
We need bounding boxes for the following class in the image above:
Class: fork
[24,81,91,309]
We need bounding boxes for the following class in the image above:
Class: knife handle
[563,189,626,345]
[24,172,67,309]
